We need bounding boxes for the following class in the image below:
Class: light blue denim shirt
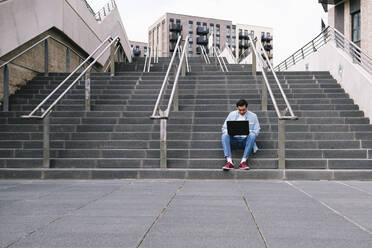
[221,110,260,152]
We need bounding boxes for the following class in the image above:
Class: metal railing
[217,47,228,72]
[274,26,372,75]
[213,47,228,72]
[150,35,189,168]
[20,36,122,168]
[238,47,253,64]
[225,43,237,64]
[0,35,86,112]
[94,0,117,22]
[248,35,298,169]
[200,46,210,64]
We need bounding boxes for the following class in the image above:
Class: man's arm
[251,114,261,136]
[221,112,234,134]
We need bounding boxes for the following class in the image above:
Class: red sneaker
[239,162,250,170]
[222,162,235,171]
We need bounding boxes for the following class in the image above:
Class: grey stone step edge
[1,168,372,180]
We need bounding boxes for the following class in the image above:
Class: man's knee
[248,133,257,139]
[222,133,230,139]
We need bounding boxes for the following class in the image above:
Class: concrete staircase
[1,57,372,179]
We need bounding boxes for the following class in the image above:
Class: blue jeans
[221,133,257,159]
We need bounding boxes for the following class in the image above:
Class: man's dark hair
[236,99,248,107]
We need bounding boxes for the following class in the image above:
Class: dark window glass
[352,11,361,42]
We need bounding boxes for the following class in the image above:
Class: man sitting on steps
[221,99,260,170]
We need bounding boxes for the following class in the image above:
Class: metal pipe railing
[217,46,228,72]
[225,43,237,64]
[275,26,372,76]
[200,46,210,64]
[248,35,298,170]
[256,38,297,119]
[150,35,188,168]
[151,36,182,118]
[1,35,86,112]
[20,36,122,168]
[213,47,225,72]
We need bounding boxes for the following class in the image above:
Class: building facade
[148,13,273,61]
[130,40,148,58]
[321,0,371,56]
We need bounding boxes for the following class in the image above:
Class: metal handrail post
[85,69,91,111]
[43,111,50,168]
[261,66,268,111]
[147,47,150,72]
[251,44,257,77]
[160,115,167,168]
[143,47,149,72]
[278,119,286,169]
[3,65,9,112]
[110,41,115,76]
[44,39,49,76]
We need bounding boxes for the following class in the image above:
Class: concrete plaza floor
[1,180,372,248]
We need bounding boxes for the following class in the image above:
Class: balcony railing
[169,23,182,32]
[196,26,209,35]
[196,37,208,45]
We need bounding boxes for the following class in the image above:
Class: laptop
[227,121,250,136]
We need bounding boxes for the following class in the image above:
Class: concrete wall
[0,0,131,63]
[289,41,372,124]
[328,0,372,57]
[0,0,132,102]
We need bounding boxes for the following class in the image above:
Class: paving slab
[291,181,372,233]
[1,180,372,248]
[237,181,372,248]
[139,181,265,248]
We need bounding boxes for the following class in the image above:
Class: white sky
[88,0,328,66]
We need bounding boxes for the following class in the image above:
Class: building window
[267,32,271,38]
[261,32,265,38]
[232,25,236,38]
[203,22,207,26]
[227,25,230,37]
[232,38,236,47]
[216,24,220,36]
[227,37,230,46]
[170,18,174,24]
[176,19,181,24]
[197,21,201,26]
[352,11,361,42]
[210,24,214,35]
[216,36,220,45]
[250,30,254,38]
[189,21,193,33]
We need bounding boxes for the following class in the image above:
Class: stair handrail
[21,35,120,119]
[213,47,225,72]
[1,35,87,112]
[225,43,237,64]
[200,46,210,64]
[143,46,152,72]
[217,46,229,72]
[238,47,252,64]
[150,35,182,118]
[19,35,121,168]
[251,35,298,120]
[248,35,297,120]
[273,26,372,75]
[0,35,85,69]
[94,0,117,22]
[104,41,122,72]
[248,36,297,170]
[150,35,189,168]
